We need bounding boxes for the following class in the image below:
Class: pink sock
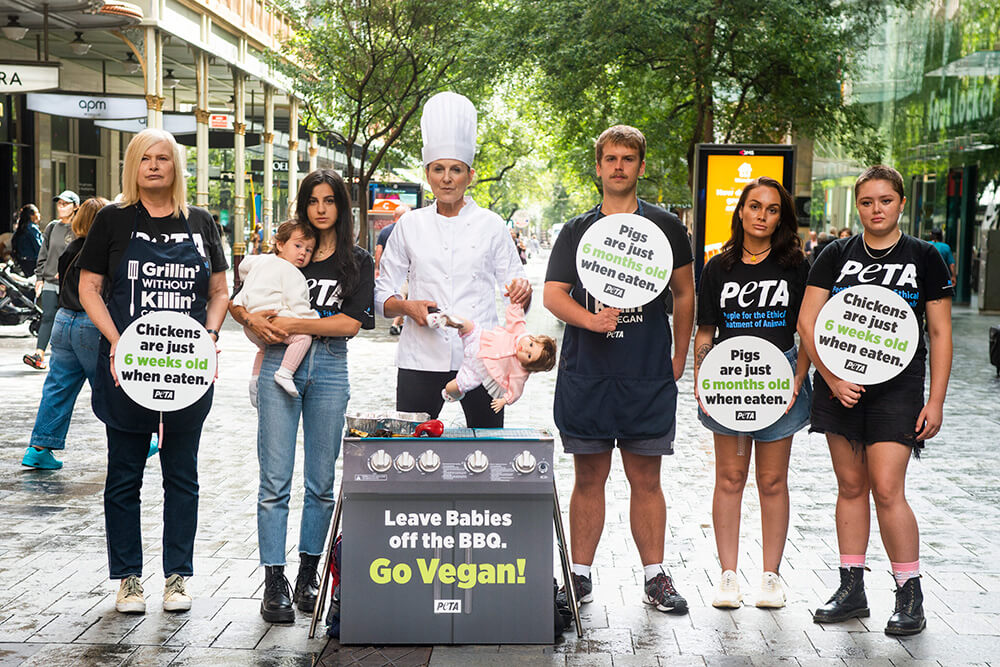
[840,555,866,569]
[891,560,919,587]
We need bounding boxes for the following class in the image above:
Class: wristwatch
[206,328,220,340]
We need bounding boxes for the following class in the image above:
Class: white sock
[249,376,259,408]
[273,368,299,397]
[572,564,591,578]
[643,564,665,582]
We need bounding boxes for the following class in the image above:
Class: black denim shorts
[809,369,925,452]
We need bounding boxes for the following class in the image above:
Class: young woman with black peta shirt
[798,165,953,636]
[694,177,811,610]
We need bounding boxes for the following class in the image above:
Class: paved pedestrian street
[2,255,1000,665]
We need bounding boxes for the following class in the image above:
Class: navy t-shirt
[807,234,953,372]
[376,223,395,248]
[698,253,809,351]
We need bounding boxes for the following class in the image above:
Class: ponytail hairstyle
[718,177,803,271]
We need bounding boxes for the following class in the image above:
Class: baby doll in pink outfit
[429,303,557,413]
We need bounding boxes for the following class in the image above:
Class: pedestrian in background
[24,191,79,370]
[839,227,852,239]
[693,177,811,609]
[544,124,695,615]
[77,128,229,615]
[929,228,957,288]
[375,92,530,428]
[21,197,109,470]
[9,205,43,276]
[373,204,410,335]
[229,169,374,623]
[798,165,953,636]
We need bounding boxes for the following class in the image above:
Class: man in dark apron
[543,125,695,614]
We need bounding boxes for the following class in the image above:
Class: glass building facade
[812,0,1000,304]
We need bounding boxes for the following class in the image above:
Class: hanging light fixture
[2,15,28,41]
[69,31,91,55]
[123,51,140,74]
[164,68,179,88]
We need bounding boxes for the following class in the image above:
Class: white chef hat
[421,92,477,167]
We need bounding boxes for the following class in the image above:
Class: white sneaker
[163,573,192,611]
[712,569,742,608]
[756,571,786,608]
[116,575,146,614]
[273,368,299,397]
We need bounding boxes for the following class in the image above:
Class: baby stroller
[0,261,43,335]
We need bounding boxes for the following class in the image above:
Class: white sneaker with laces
[712,569,742,608]
[756,571,786,608]
[163,573,192,612]
[116,575,146,614]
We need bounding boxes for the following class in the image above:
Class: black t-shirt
[57,237,87,312]
[299,246,376,331]
[807,234,953,371]
[376,223,395,248]
[77,203,228,279]
[698,253,809,351]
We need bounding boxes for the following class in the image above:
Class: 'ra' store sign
[0,62,60,94]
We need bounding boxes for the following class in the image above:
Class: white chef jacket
[232,254,319,319]
[374,197,526,371]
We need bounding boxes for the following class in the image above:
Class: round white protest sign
[813,284,918,385]
[114,310,217,411]
[575,213,672,309]
[698,336,794,431]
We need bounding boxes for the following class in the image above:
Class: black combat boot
[261,565,295,623]
[885,576,926,636]
[813,567,870,623]
[293,553,321,613]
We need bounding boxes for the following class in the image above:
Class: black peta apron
[92,205,213,433]
[553,200,678,440]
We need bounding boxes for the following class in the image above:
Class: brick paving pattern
[2,254,999,665]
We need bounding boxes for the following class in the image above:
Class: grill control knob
[465,449,489,474]
[394,451,415,472]
[368,449,392,473]
[513,450,537,474]
[417,449,441,473]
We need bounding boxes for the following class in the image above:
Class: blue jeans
[257,338,349,566]
[29,309,99,450]
[104,425,201,578]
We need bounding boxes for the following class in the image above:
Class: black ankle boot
[813,567,870,623]
[261,565,295,623]
[885,576,926,636]
[293,553,321,613]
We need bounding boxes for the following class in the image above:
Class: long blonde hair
[119,129,188,218]
[71,197,110,238]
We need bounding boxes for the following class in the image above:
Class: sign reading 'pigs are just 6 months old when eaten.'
[575,213,673,309]
[814,284,918,386]
[698,337,794,431]
[114,310,217,411]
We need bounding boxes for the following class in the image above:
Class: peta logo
[603,283,625,299]
[433,599,461,614]
[835,260,918,288]
[152,389,175,400]
[720,279,789,308]
[735,410,756,421]
[844,360,868,373]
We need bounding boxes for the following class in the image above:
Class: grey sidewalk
[2,255,1000,665]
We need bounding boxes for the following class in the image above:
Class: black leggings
[396,368,504,428]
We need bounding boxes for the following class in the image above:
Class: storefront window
[51,115,70,153]
[79,119,101,156]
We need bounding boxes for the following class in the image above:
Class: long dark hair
[295,169,359,296]
[718,177,803,271]
[12,204,38,238]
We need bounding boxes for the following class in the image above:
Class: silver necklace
[862,230,902,260]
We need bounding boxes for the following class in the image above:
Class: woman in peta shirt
[798,165,953,636]
[694,177,811,610]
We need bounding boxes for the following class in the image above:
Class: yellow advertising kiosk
[692,144,796,281]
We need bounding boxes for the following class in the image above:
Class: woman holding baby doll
[694,176,811,610]
[374,92,530,427]
[798,165,952,636]
[229,169,374,623]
